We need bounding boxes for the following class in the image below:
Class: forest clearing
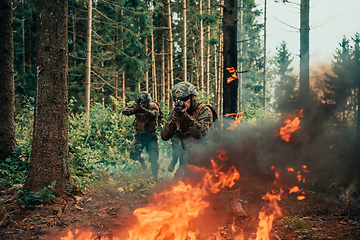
[1,0,360,239]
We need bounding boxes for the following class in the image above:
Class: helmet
[172,82,198,101]
[136,91,152,104]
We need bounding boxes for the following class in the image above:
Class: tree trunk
[85,0,92,119]
[161,31,166,102]
[145,37,149,92]
[238,0,243,111]
[182,0,187,82]
[222,0,238,114]
[24,0,72,192]
[217,0,224,115]
[199,0,204,95]
[150,8,157,101]
[167,0,174,90]
[22,0,26,74]
[206,0,211,97]
[214,45,218,110]
[122,72,126,107]
[0,0,16,162]
[263,0,267,109]
[300,0,309,108]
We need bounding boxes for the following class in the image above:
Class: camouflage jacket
[122,101,159,134]
[161,101,213,142]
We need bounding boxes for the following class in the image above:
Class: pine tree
[274,41,298,113]
[322,37,353,122]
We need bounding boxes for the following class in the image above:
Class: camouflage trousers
[130,132,159,179]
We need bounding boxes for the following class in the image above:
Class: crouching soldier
[122,91,160,179]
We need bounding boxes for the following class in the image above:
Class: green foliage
[68,99,138,188]
[273,41,298,113]
[278,216,308,231]
[0,97,33,189]
[16,181,56,209]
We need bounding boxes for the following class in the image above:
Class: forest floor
[1,175,360,240]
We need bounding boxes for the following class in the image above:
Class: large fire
[60,154,308,240]
[275,109,304,142]
[226,67,238,84]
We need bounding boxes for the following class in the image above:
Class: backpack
[196,103,218,125]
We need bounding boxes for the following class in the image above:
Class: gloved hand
[173,108,187,121]
[174,101,185,113]
[135,103,144,113]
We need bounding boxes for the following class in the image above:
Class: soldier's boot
[230,189,247,217]
[151,162,159,180]
[167,158,178,172]
[139,155,147,170]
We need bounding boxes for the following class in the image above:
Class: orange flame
[255,211,274,240]
[126,153,239,240]
[60,229,117,240]
[225,111,244,130]
[275,109,304,142]
[226,67,238,84]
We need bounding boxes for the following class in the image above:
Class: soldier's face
[141,102,148,108]
[181,95,192,110]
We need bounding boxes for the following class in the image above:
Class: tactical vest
[133,101,159,134]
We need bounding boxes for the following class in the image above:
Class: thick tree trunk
[222,0,238,114]
[0,0,16,162]
[300,0,309,108]
[238,0,243,111]
[24,0,72,192]
[85,0,92,119]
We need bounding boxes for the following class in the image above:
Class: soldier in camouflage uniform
[161,82,247,217]
[122,91,160,179]
[161,81,214,177]
[168,133,185,173]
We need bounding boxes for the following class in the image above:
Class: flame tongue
[127,181,209,240]
[276,109,304,142]
[127,152,240,240]
[226,67,238,84]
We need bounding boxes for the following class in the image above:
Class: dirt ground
[1,177,360,240]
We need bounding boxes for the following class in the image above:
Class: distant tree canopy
[322,34,360,123]
[273,41,298,113]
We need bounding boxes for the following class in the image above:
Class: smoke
[183,102,355,193]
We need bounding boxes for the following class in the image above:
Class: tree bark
[85,0,92,119]
[151,18,157,101]
[218,0,224,115]
[206,0,211,97]
[24,0,72,192]
[161,31,166,102]
[167,0,174,90]
[300,0,309,108]
[182,0,187,82]
[199,0,204,95]
[222,0,238,114]
[0,0,16,162]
